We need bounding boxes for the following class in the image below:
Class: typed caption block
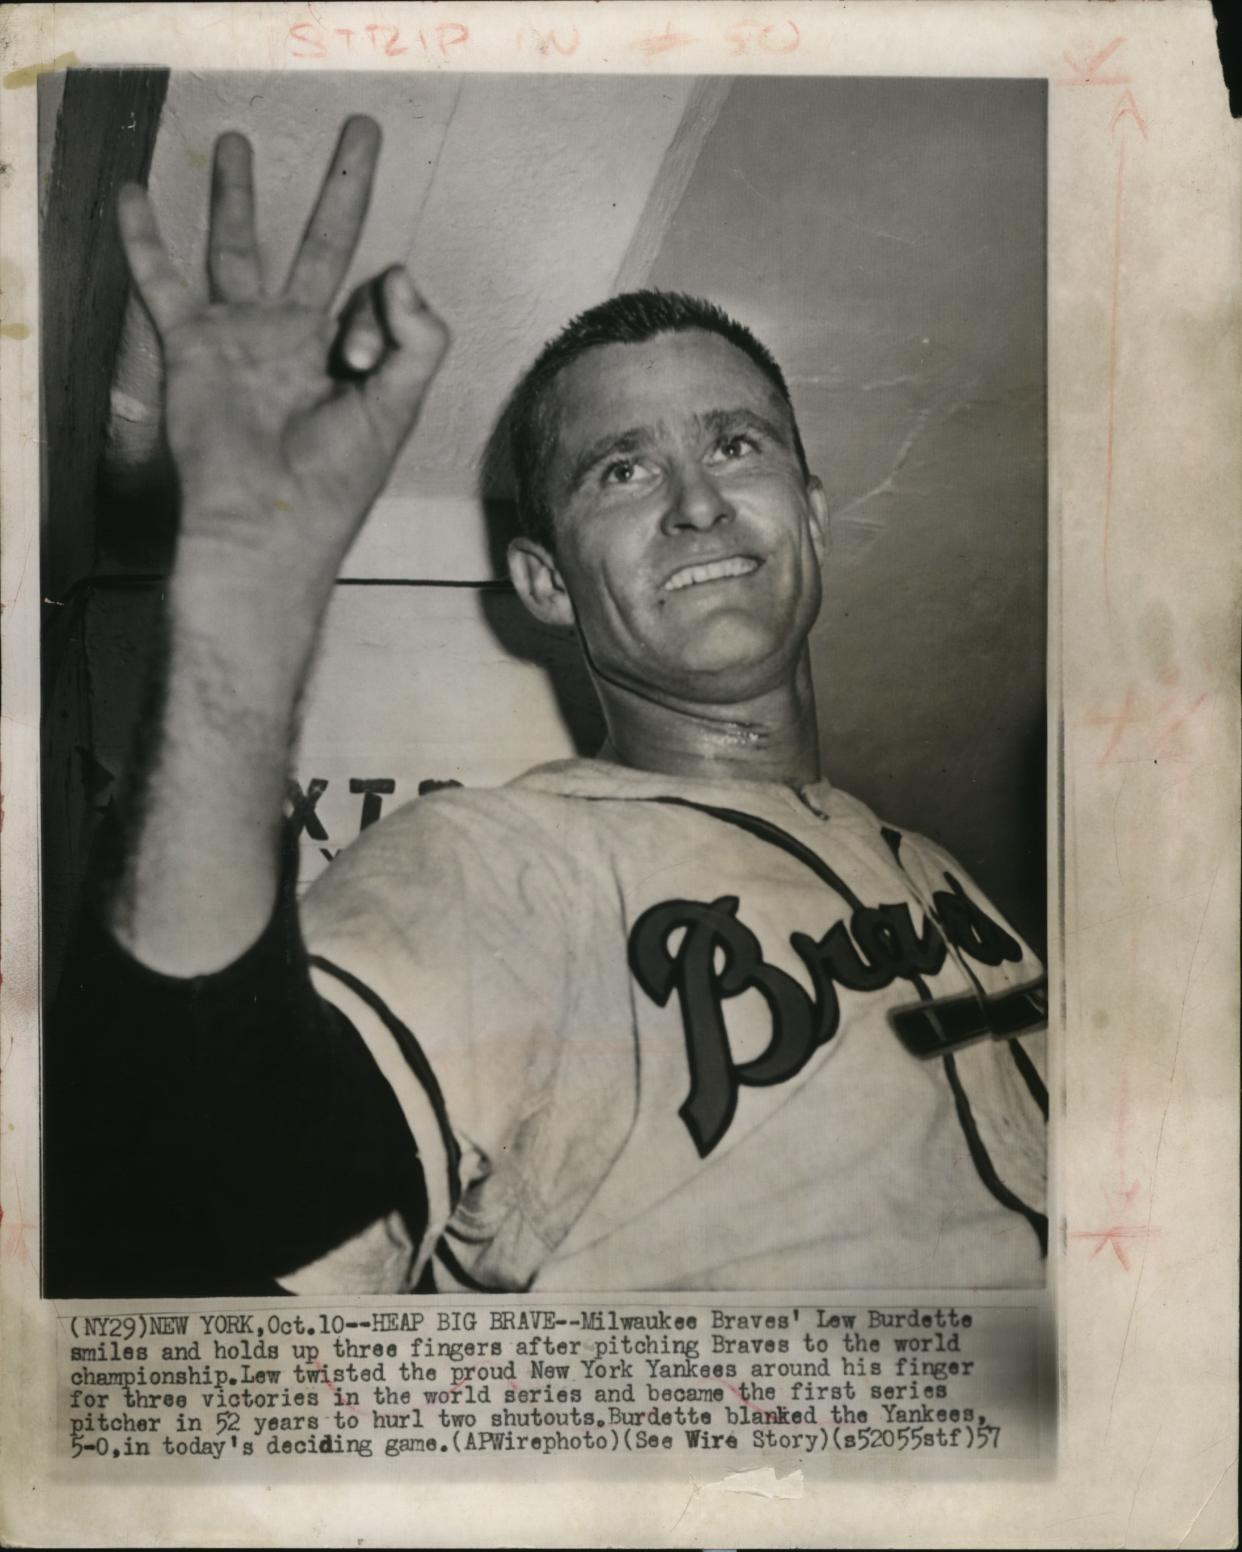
[60,1300,1049,1474]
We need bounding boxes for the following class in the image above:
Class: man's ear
[507,537,577,629]
[806,476,830,565]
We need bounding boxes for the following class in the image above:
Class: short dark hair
[503,290,809,550]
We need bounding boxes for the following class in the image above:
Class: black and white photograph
[40,69,1049,1301]
[2,4,1236,1545]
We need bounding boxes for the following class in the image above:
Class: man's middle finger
[208,132,262,302]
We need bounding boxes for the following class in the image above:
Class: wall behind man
[64,73,1046,958]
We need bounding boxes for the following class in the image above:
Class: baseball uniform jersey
[285,756,1048,1295]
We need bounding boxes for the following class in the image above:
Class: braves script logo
[629,874,1022,1157]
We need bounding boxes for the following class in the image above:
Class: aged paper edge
[1,2,1239,1547]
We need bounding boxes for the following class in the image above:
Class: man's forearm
[108,551,330,974]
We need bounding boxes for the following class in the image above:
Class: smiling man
[49,120,1048,1298]
[506,305,826,739]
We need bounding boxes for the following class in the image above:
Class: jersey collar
[509,754,849,821]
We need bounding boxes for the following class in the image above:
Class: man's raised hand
[105,118,450,972]
[117,115,448,588]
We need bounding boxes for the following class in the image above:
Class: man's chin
[674,610,791,663]
[654,636,802,703]
[584,609,812,705]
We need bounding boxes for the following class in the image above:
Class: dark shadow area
[476,385,608,757]
[40,66,171,1008]
[1213,0,1242,117]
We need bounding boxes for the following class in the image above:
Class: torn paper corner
[706,1465,805,1500]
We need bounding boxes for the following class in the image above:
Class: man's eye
[601,458,637,486]
[714,434,758,461]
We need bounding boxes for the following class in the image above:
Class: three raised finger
[284,115,382,309]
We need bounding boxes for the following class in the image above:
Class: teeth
[664,557,760,592]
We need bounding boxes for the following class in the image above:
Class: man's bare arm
[108,117,448,973]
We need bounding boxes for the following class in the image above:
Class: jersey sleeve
[287,787,575,1292]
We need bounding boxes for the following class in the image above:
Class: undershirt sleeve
[43,827,429,1299]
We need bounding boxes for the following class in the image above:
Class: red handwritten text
[1058,37,1129,87]
[288,20,469,62]
[725,18,800,55]
[515,22,580,57]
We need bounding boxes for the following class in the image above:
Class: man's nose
[662,463,736,534]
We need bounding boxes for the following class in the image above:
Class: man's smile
[661,555,763,593]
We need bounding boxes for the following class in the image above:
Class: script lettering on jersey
[628,873,1022,1157]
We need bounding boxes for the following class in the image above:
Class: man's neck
[595,657,822,787]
